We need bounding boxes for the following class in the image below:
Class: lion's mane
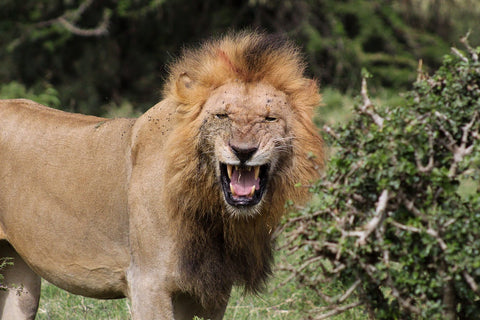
[161,31,325,308]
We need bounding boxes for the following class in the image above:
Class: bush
[282,39,480,319]
[0,81,61,108]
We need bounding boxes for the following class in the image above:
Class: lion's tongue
[230,168,260,197]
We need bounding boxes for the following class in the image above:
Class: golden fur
[0,32,324,320]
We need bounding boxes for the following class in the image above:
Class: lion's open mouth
[220,163,269,207]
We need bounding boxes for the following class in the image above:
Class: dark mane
[177,211,273,308]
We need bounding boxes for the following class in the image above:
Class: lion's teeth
[230,183,236,196]
[254,166,260,180]
[227,165,233,179]
[249,185,255,197]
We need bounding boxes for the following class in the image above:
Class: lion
[0,31,324,320]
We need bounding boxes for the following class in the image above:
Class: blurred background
[1,0,479,118]
[2,1,480,318]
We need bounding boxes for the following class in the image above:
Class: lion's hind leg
[0,241,41,320]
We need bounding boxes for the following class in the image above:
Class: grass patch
[37,281,130,320]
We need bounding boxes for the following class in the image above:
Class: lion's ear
[175,72,195,101]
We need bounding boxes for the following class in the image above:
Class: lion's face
[198,82,293,215]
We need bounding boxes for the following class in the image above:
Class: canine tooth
[254,166,260,180]
[227,165,233,179]
[249,185,256,197]
[230,183,236,196]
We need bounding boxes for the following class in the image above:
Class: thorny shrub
[280,38,480,319]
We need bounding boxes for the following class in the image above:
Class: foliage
[281,40,480,319]
[0,81,61,108]
[1,0,478,116]
[0,258,13,291]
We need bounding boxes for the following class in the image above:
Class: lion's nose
[230,145,258,164]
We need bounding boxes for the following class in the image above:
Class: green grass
[37,282,130,319]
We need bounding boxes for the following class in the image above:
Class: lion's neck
[176,210,274,309]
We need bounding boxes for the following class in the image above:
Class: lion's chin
[219,163,269,210]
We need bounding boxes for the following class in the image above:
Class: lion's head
[200,81,297,213]
[163,31,324,218]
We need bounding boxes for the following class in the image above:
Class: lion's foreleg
[127,265,175,320]
[0,241,41,320]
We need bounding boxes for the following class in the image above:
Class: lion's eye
[265,116,278,122]
[215,113,228,120]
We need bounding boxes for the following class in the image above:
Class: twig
[359,77,384,128]
[451,47,469,63]
[277,256,324,287]
[354,189,389,246]
[57,14,110,37]
[35,0,110,37]
[414,131,435,173]
[389,220,448,251]
[315,301,362,320]
[460,32,479,62]
[463,270,480,296]
[386,276,422,315]
[416,59,425,82]
[449,111,478,178]
[323,125,340,140]
[338,279,362,304]
[400,194,430,223]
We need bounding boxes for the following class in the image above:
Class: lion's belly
[0,157,131,298]
[0,182,131,298]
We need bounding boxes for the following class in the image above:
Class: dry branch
[35,0,110,37]
[345,189,389,246]
[315,301,363,320]
[359,78,384,128]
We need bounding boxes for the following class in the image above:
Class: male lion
[0,32,324,319]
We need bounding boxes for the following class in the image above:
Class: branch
[315,301,362,320]
[57,13,110,37]
[416,59,426,82]
[386,276,422,315]
[323,124,340,140]
[359,77,384,129]
[460,32,479,62]
[451,47,469,63]
[414,131,435,173]
[35,0,110,37]
[337,279,362,304]
[389,220,448,251]
[353,189,389,246]
[435,112,457,150]
[399,192,430,223]
[449,111,478,178]
[463,270,480,296]
[277,256,324,287]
